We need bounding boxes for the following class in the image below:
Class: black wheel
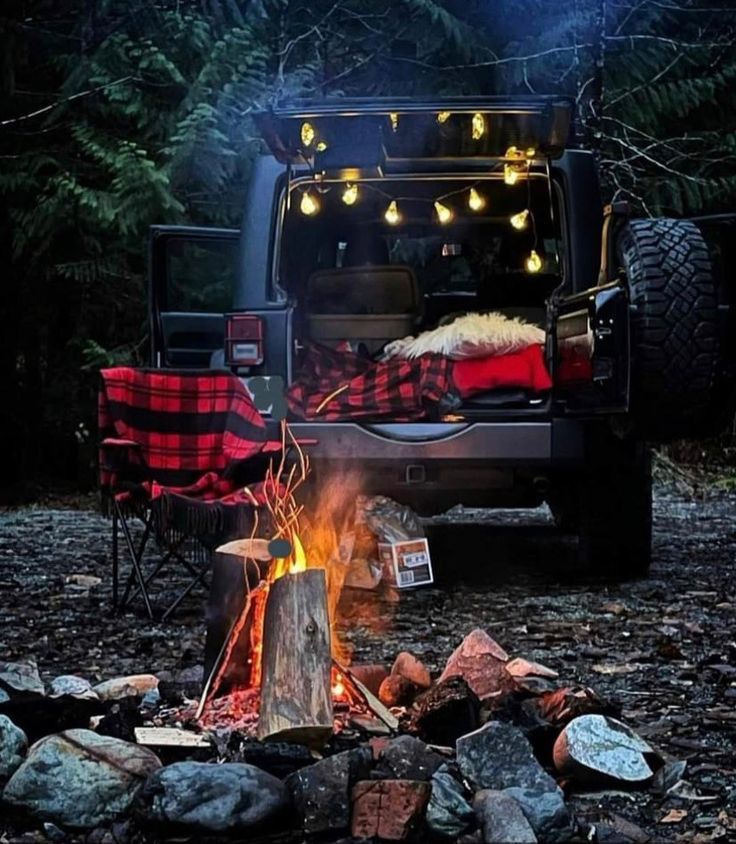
[617,218,724,440]
[548,437,652,580]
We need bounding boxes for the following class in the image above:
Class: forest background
[1,0,735,501]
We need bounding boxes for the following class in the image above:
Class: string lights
[384,200,401,225]
[437,111,451,123]
[300,121,315,148]
[467,187,486,212]
[434,200,454,224]
[525,250,543,273]
[389,112,399,132]
[299,191,320,216]
[510,209,530,231]
[341,183,359,206]
[471,113,485,140]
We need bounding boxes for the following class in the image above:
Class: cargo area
[279,174,562,419]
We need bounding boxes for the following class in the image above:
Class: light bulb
[471,113,485,140]
[389,112,399,132]
[341,183,359,206]
[526,147,537,158]
[437,111,451,124]
[384,200,401,225]
[434,200,454,224]
[510,209,530,230]
[504,164,520,186]
[468,187,485,212]
[525,249,543,273]
[300,191,320,216]
[315,140,328,152]
[300,122,315,148]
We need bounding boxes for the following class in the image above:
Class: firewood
[258,568,333,747]
[134,727,212,748]
[337,661,399,731]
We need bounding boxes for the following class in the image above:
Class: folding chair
[98,367,277,621]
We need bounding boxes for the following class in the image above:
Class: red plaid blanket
[286,343,457,421]
[99,368,278,495]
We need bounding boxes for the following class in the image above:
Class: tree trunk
[258,568,333,746]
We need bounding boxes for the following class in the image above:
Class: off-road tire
[617,218,720,440]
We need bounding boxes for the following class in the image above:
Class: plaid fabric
[99,367,276,493]
[287,343,457,421]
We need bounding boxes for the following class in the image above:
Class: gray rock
[553,714,654,784]
[457,722,572,840]
[3,728,161,828]
[427,766,474,838]
[49,675,99,700]
[456,721,557,793]
[286,747,370,834]
[473,789,537,843]
[137,761,290,833]
[93,675,159,702]
[0,658,45,699]
[0,714,28,781]
[375,735,444,781]
[504,787,572,842]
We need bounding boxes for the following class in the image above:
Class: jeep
[147,96,736,577]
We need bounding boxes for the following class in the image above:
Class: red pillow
[452,345,552,398]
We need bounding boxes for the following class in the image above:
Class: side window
[166,238,239,313]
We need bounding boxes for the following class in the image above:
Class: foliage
[1,0,735,495]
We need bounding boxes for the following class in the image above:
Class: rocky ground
[1,476,735,841]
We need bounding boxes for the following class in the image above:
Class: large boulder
[0,659,45,700]
[2,728,161,828]
[374,735,444,781]
[0,715,27,781]
[136,761,290,834]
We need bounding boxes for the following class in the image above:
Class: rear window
[278,176,562,311]
[166,238,238,313]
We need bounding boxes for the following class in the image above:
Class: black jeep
[147,97,736,577]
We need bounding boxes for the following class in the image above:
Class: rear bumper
[289,419,584,463]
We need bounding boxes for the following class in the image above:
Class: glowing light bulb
[434,200,454,224]
[389,112,399,132]
[504,164,520,186]
[300,191,320,216]
[526,147,537,158]
[525,249,543,273]
[468,187,485,212]
[300,122,315,148]
[510,209,530,230]
[341,183,359,206]
[471,113,485,140]
[315,140,328,152]
[437,111,451,124]
[384,200,401,225]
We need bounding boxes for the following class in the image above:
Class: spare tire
[617,218,724,440]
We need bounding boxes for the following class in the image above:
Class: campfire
[193,422,395,744]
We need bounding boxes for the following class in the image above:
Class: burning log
[258,567,333,747]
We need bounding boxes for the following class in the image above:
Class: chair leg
[161,557,210,622]
[112,508,119,610]
[119,513,154,609]
[116,502,155,620]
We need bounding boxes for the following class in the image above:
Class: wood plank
[337,661,399,731]
[134,727,212,748]
[258,568,333,747]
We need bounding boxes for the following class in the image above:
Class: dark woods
[1,0,735,501]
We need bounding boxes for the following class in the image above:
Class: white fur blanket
[382,311,545,361]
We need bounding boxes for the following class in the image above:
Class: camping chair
[98,367,277,621]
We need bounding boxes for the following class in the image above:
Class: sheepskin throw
[383,311,546,360]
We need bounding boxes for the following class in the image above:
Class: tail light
[225,313,264,366]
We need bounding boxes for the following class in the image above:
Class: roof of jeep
[253,96,574,165]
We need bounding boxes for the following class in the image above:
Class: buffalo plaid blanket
[286,342,552,421]
[99,368,279,499]
[287,343,458,421]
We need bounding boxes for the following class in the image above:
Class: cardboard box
[378,538,434,588]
